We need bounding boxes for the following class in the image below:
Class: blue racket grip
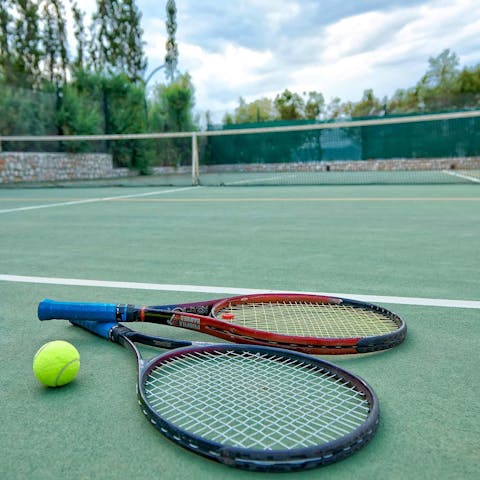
[38,299,118,322]
[69,319,116,339]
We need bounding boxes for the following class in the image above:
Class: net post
[191,133,200,185]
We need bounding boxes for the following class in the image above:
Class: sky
[79,0,480,121]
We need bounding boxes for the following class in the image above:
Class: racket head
[39,293,407,354]
[137,343,379,472]
[199,293,407,354]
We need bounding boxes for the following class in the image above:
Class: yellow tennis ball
[33,340,80,387]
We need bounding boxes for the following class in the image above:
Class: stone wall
[199,156,480,173]
[0,152,131,184]
[2,151,479,184]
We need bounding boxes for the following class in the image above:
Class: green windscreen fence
[206,112,480,162]
[198,111,480,185]
[1,110,480,186]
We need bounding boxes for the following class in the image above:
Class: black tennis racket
[38,293,406,354]
[67,318,379,472]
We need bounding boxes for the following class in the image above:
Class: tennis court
[1,183,479,479]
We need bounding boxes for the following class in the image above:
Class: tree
[349,89,384,117]
[149,73,195,131]
[165,0,178,83]
[0,1,13,80]
[274,89,305,120]
[416,49,460,111]
[90,0,146,82]
[56,70,104,138]
[10,0,42,87]
[456,65,480,105]
[420,49,459,89]
[147,73,195,169]
[227,96,276,124]
[41,0,69,84]
[386,87,421,113]
[304,91,324,120]
[122,0,147,82]
[71,1,87,71]
[325,97,347,119]
[224,90,325,124]
[0,79,57,136]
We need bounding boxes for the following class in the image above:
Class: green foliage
[56,85,102,135]
[147,73,195,168]
[420,49,459,89]
[89,0,146,82]
[456,65,480,93]
[102,73,146,133]
[226,97,276,124]
[274,89,305,120]
[305,91,325,120]
[8,0,42,87]
[71,1,86,70]
[453,65,480,109]
[0,1,12,74]
[1,0,480,176]
[41,0,68,83]
[224,90,325,124]
[102,73,150,172]
[225,49,480,124]
[348,89,385,118]
[149,73,195,131]
[56,70,104,139]
[0,79,56,136]
[386,87,420,114]
[0,1,198,174]
[165,0,178,83]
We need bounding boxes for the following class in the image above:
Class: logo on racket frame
[167,314,201,330]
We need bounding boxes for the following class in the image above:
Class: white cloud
[258,0,480,104]
[321,11,402,62]
[182,42,274,113]
[265,3,301,32]
[65,0,480,120]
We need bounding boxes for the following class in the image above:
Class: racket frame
[39,293,407,354]
[70,318,380,472]
[153,293,406,354]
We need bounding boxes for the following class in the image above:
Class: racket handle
[69,319,116,339]
[38,299,118,322]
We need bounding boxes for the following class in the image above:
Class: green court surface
[1,184,479,479]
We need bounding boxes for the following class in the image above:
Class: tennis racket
[38,293,407,354]
[66,318,380,472]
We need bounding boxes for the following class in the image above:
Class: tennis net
[1,110,480,186]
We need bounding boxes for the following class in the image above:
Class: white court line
[224,176,282,186]
[441,170,480,183]
[0,186,200,214]
[1,274,479,309]
[223,173,298,186]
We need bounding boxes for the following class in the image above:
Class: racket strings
[215,301,399,338]
[144,349,371,450]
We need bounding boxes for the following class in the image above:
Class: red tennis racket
[38,293,406,354]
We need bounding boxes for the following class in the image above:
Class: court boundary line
[0,186,201,214]
[1,274,479,309]
[441,169,480,183]
[3,196,480,204]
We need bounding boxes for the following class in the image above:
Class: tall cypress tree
[41,0,69,83]
[11,0,42,87]
[165,0,178,83]
[71,1,87,71]
[90,0,146,82]
[123,0,146,82]
[0,0,13,80]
